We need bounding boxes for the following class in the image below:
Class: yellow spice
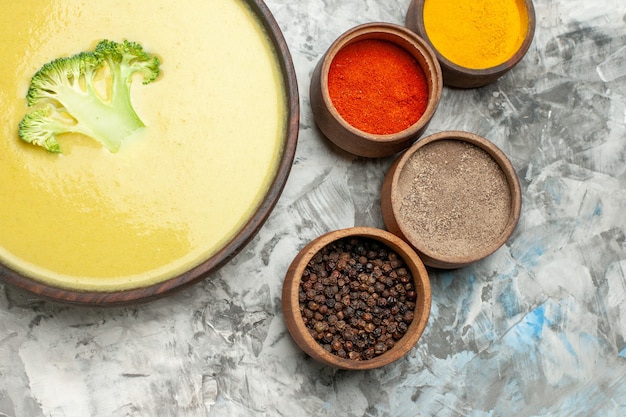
[423,0,529,69]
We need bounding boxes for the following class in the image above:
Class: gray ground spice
[397,139,512,259]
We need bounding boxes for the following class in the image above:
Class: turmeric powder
[423,0,529,70]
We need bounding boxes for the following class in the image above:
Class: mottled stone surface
[2,0,626,416]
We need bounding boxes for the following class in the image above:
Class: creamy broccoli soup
[0,0,287,290]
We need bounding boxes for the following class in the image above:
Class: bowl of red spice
[310,23,442,158]
[282,227,431,370]
[381,131,522,269]
[405,0,536,88]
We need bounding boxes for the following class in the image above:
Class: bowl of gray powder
[381,130,521,269]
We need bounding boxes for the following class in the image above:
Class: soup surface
[0,0,286,290]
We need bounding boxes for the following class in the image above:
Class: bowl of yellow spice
[405,0,536,88]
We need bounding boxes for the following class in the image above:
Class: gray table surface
[2,0,626,416]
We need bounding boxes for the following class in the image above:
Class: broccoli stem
[54,83,144,152]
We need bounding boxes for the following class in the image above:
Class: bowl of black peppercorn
[282,226,431,370]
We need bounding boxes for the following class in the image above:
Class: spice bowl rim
[281,226,432,370]
[310,22,443,158]
[405,0,536,88]
[381,130,522,269]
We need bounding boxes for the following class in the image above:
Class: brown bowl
[0,0,299,307]
[405,0,536,88]
[310,23,442,158]
[282,227,431,370]
[381,131,522,269]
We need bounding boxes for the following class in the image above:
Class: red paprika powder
[327,39,429,135]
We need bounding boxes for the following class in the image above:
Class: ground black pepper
[299,236,418,361]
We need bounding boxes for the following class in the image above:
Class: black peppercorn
[314,321,327,333]
[331,340,342,351]
[374,342,387,354]
[397,321,408,334]
[298,236,419,361]
[363,347,375,360]
[404,311,414,323]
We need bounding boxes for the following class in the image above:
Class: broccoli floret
[18,40,160,153]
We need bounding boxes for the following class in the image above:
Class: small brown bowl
[381,131,521,269]
[282,227,431,370]
[405,0,536,88]
[310,23,442,158]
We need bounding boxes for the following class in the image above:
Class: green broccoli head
[96,40,160,85]
[18,107,64,153]
[18,40,161,153]
[26,52,102,107]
